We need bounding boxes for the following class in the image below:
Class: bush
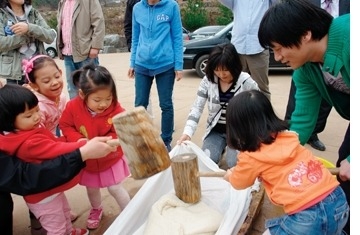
[46,15,57,29]
[181,0,208,31]
[215,4,233,25]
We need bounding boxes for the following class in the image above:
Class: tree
[181,0,208,31]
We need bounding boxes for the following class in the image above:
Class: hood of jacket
[247,131,301,167]
[0,128,40,155]
[4,4,32,22]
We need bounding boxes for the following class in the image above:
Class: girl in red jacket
[0,84,89,235]
[59,64,130,230]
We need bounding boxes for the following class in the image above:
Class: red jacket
[59,96,125,172]
[0,127,85,203]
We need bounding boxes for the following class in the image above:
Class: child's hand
[223,167,234,182]
[176,134,191,145]
[77,138,88,142]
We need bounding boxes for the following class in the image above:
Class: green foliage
[32,0,58,9]
[215,3,233,25]
[47,15,57,29]
[181,0,208,31]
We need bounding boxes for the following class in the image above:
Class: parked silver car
[43,29,57,58]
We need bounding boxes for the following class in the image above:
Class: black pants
[0,192,13,235]
[6,76,26,86]
[285,80,332,140]
[337,124,350,234]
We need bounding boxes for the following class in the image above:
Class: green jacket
[57,0,105,63]
[0,5,56,81]
[290,14,350,145]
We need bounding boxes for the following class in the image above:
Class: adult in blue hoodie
[128,0,183,151]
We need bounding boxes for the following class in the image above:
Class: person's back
[225,90,349,235]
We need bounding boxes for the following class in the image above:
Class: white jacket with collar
[182,72,259,140]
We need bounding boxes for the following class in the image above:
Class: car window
[193,26,224,34]
[214,22,233,36]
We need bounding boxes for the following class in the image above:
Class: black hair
[0,0,31,9]
[258,0,333,49]
[205,43,242,84]
[0,84,38,132]
[72,63,118,104]
[24,55,60,83]
[226,90,289,152]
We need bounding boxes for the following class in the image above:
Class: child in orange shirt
[224,90,349,235]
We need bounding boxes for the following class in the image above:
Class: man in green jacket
[258,0,350,233]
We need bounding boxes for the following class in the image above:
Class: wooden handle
[329,167,340,175]
[198,171,226,177]
[106,139,121,147]
[199,168,339,177]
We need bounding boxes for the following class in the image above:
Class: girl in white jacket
[177,43,259,168]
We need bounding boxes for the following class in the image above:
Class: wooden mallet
[111,106,171,179]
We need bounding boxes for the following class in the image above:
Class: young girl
[59,64,131,230]
[22,54,67,136]
[23,54,80,228]
[177,43,259,168]
[224,90,349,235]
[0,84,90,235]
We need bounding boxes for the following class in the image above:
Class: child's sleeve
[59,102,84,142]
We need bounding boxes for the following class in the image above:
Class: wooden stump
[112,106,171,179]
[171,153,201,203]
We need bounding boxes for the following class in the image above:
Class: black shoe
[307,139,326,151]
[165,143,172,152]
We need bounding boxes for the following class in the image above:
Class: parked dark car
[183,22,290,78]
[188,25,225,40]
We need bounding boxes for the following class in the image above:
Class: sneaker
[71,228,89,235]
[87,207,103,230]
[165,143,171,152]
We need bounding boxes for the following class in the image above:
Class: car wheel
[195,54,209,78]
[46,48,57,58]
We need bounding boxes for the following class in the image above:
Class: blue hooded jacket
[130,0,183,71]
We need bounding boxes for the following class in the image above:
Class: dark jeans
[134,68,175,145]
[6,76,26,86]
[337,124,350,234]
[0,192,13,235]
[285,80,332,141]
[64,56,99,99]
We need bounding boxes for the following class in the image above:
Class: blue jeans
[134,68,175,145]
[202,130,238,168]
[63,56,99,99]
[265,186,349,235]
